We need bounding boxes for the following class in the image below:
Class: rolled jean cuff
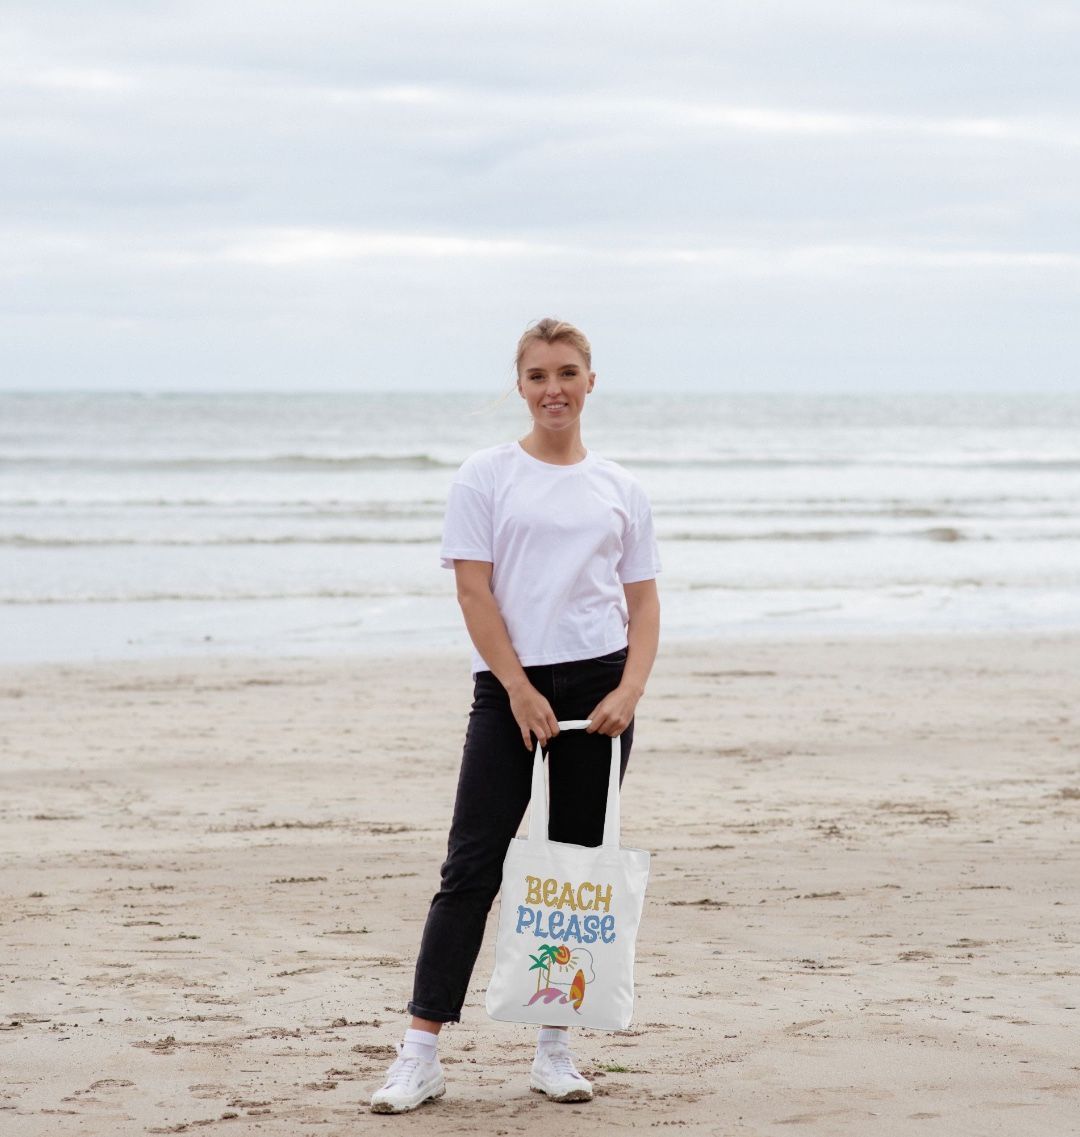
[406,1001,461,1024]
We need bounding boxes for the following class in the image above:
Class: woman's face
[516,339,595,431]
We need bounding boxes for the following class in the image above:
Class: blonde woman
[371,318,661,1113]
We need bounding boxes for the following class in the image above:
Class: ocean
[2,391,1079,664]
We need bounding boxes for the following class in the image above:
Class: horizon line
[1,387,1074,398]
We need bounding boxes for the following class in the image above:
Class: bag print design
[515,872,615,1012]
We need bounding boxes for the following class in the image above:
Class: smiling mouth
[543,403,568,410]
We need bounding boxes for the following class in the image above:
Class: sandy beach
[2,632,1079,1135]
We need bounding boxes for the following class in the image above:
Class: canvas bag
[485,719,651,1031]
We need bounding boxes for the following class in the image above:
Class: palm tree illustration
[528,944,559,991]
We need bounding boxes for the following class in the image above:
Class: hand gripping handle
[527,719,622,850]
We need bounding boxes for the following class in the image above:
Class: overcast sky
[2,1,1078,393]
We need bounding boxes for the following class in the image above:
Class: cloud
[18,66,137,93]
[208,229,1080,275]
[212,228,555,265]
[1,0,1078,390]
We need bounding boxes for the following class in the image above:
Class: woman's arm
[586,578,661,737]
[453,560,560,749]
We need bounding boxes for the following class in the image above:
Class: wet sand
[1,632,1078,1135]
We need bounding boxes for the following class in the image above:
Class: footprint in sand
[188,1083,230,1100]
[61,1078,136,1103]
[783,1018,828,1035]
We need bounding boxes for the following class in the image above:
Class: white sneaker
[530,1042,593,1103]
[370,1041,446,1114]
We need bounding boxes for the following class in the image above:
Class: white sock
[537,1026,569,1050]
[401,1027,439,1061]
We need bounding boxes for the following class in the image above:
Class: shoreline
[7,580,1080,667]
[6,615,1080,670]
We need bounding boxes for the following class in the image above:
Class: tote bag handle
[527,719,622,851]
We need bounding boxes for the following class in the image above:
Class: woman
[371,317,661,1113]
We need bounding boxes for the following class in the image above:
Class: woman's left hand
[585,683,640,737]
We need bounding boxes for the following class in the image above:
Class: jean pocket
[593,648,628,665]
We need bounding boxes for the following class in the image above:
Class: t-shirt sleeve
[439,481,493,568]
[617,486,662,583]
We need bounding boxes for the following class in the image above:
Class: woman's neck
[518,427,587,466]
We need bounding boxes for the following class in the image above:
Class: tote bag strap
[527,719,622,851]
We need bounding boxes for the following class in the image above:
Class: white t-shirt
[439,440,662,675]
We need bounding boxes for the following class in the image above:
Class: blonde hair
[514,317,592,375]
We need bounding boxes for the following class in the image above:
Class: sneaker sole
[370,1082,446,1114]
[529,1079,593,1103]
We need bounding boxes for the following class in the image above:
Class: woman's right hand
[505,677,560,750]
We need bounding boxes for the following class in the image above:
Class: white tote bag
[485,720,651,1031]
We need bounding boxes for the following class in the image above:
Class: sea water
[2,391,1079,663]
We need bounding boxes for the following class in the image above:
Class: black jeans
[407,649,633,1024]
